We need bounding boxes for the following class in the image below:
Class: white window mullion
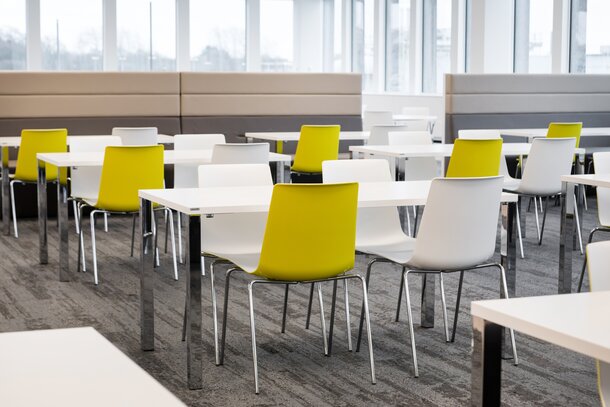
[372,0,385,92]
[551,0,570,73]
[409,0,422,93]
[450,0,466,74]
[246,0,261,71]
[102,0,117,71]
[26,0,41,70]
[176,0,190,71]
[343,0,351,72]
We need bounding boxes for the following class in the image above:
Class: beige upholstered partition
[180,72,363,145]
[0,72,181,136]
[444,74,610,146]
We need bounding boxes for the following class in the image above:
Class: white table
[500,127,610,141]
[138,181,518,389]
[245,131,370,154]
[471,291,610,406]
[0,134,174,237]
[559,173,610,293]
[0,327,185,406]
[34,149,292,282]
[392,114,437,133]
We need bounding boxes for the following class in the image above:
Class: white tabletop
[392,114,437,122]
[0,134,174,147]
[349,142,586,158]
[472,291,610,363]
[562,173,610,188]
[139,180,517,216]
[0,327,185,406]
[37,149,291,167]
[500,127,610,138]
[245,131,370,142]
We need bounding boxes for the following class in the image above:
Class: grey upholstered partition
[445,74,610,147]
[180,72,363,152]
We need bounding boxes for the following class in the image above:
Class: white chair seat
[502,176,520,190]
[205,250,261,274]
[358,235,416,264]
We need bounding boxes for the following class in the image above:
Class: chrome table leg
[500,202,517,297]
[559,182,577,294]
[471,316,502,407]
[140,198,155,351]
[185,214,203,390]
[57,168,70,282]
[1,146,9,235]
[37,160,48,264]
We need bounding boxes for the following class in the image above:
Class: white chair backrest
[69,136,122,199]
[519,138,576,195]
[322,159,407,248]
[211,143,269,164]
[586,241,610,292]
[363,110,393,131]
[173,134,226,188]
[198,164,272,256]
[458,129,502,139]
[593,152,610,226]
[409,176,503,270]
[401,106,430,116]
[111,127,158,146]
[388,131,438,181]
[369,125,426,145]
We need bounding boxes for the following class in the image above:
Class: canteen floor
[0,197,599,406]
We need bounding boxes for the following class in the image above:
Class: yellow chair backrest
[95,145,164,212]
[446,138,502,177]
[14,129,68,183]
[546,122,582,147]
[291,125,340,173]
[254,183,358,281]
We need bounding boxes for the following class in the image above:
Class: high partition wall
[444,74,610,147]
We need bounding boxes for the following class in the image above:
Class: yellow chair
[446,138,503,177]
[77,145,168,285]
[546,122,582,147]
[10,129,68,238]
[291,125,340,182]
[217,183,376,393]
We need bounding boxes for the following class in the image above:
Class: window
[423,0,451,93]
[514,0,553,73]
[0,0,26,70]
[117,0,175,71]
[385,0,410,92]
[40,0,103,70]
[260,0,293,72]
[190,0,246,71]
[570,0,610,73]
[352,0,374,90]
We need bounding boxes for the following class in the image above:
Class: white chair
[111,127,158,145]
[578,152,610,291]
[368,124,428,145]
[69,136,121,266]
[173,134,226,189]
[401,106,430,116]
[584,240,610,406]
[388,131,439,181]
[363,110,393,131]
[211,143,269,164]
[186,164,273,365]
[503,138,582,257]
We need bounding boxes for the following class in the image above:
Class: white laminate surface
[472,291,610,363]
[244,131,370,142]
[350,143,585,158]
[392,114,437,122]
[0,134,174,147]
[500,127,610,139]
[36,150,291,167]
[139,180,517,215]
[0,327,185,406]
[561,173,610,188]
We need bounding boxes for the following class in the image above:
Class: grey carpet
[0,196,602,406]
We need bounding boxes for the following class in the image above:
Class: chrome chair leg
[166,208,178,280]
[356,274,376,384]
[515,202,525,259]
[317,283,329,356]
[9,180,19,238]
[450,271,464,343]
[343,279,352,352]
[439,272,450,343]
[328,280,338,355]
[220,268,238,365]
[210,261,220,365]
[534,196,541,242]
[247,281,260,394]
[395,267,405,322]
[356,258,378,352]
[538,197,549,245]
[164,209,169,253]
[305,283,315,329]
[402,269,418,377]
[73,200,80,234]
[103,212,108,232]
[77,204,86,272]
[497,263,518,365]
[574,194,584,254]
[177,213,183,264]
[130,213,137,257]
[90,210,101,285]
[281,284,289,333]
